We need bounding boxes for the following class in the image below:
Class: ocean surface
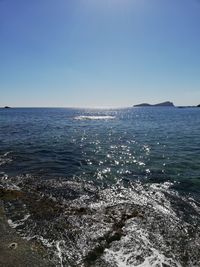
[0,107,200,267]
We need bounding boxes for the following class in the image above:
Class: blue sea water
[0,107,200,266]
[0,107,199,191]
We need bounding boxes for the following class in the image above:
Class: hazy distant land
[134,101,200,108]
[134,101,174,107]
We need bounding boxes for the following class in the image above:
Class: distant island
[178,105,200,108]
[134,102,200,108]
[134,101,175,107]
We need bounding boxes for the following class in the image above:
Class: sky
[0,0,200,107]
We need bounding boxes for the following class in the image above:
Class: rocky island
[134,101,175,107]
[178,104,200,108]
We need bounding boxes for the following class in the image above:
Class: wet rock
[0,188,24,201]
[27,196,63,220]
[0,204,54,267]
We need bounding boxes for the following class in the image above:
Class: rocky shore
[0,189,53,267]
[1,176,200,267]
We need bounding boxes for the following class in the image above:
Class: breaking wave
[74,115,115,120]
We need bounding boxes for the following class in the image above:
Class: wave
[0,152,12,166]
[74,115,115,120]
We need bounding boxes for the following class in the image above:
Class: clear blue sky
[0,0,200,107]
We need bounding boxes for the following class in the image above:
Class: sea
[0,107,200,267]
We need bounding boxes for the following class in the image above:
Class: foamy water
[0,152,12,166]
[1,175,200,266]
[75,115,115,120]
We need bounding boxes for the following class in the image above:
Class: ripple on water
[0,152,12,166]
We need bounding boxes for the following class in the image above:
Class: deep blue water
[0,107,200,267]
[0,107,199,192]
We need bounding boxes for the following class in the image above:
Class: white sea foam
[75,115,115,120]
[104,223,182,267]
[8,214,30,229]
[104,248,182,267]
[0,152,12,166]
[56,240,65,267]
[86,181,184,266]
[93,182,177,218]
